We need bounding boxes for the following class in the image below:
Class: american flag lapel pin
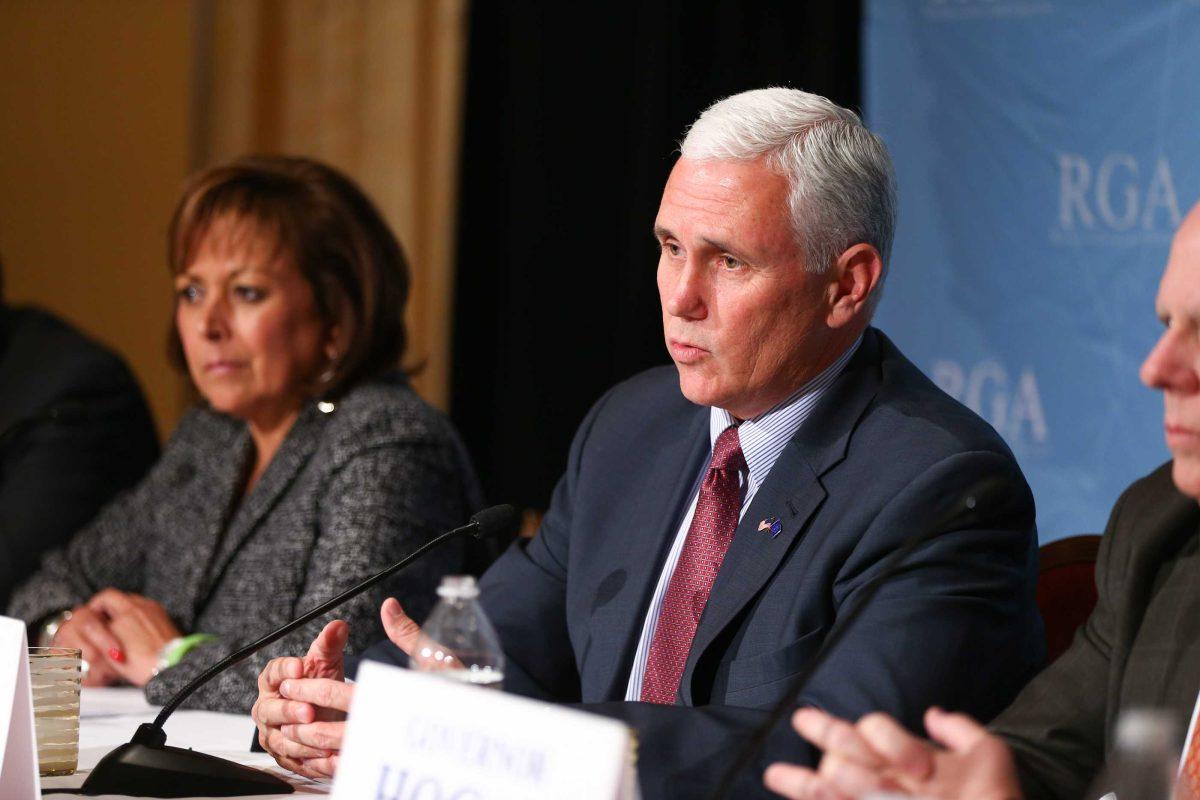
[757,517,782,538]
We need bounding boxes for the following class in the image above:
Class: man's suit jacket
[992,461,1200,800]
[364,328,1044,797]
[0,305,159,608]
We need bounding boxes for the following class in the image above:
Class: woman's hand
[51,605,124,687]
[87,589,183,685]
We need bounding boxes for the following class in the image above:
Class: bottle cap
[436,575,479,599]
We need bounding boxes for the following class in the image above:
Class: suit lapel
[198,404,326,605]
[166,417,248,630]
[680,331,884,703]
[588,406,712,701]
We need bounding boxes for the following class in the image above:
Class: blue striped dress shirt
[624,335,862,700]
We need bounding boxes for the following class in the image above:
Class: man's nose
[1140,328,1200,393]
[663,260,706,320]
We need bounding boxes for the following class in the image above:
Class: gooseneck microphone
[706,475,1014,800]
[80,504,520,798]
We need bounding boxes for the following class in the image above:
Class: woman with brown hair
[9,156,481,713]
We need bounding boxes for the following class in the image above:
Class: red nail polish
[108,647,125,663]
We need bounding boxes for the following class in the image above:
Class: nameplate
[332,661,638,800]
[0,616,39,800]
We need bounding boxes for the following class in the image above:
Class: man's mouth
[668,339,709,364]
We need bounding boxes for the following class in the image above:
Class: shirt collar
[709,334,863,494]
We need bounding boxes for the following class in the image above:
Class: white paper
[0,616,40,800]
[332,661,638,800]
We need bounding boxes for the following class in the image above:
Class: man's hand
[277,676,354,778]
[380,596,423,655]
[251,599,427,780]
[87,589,182,685]
[252,620,349,780]
[763,707,1023,800]
[379,596,464,671]
[51,604,123,687]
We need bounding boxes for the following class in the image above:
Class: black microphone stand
[79,505,518,797]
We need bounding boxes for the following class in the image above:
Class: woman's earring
[317,361,338,414]
[318,352,339,386]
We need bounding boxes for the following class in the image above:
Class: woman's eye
[234,286,265,302]
[176,285,201,303]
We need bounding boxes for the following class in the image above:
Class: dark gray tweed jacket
[8,373,481,713]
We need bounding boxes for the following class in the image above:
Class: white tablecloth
[41,687,329,798]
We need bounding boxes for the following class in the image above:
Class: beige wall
[1,1,466,436]
[0,1,195,437]
[197,0,467,410]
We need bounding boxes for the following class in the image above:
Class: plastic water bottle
[411,575,505,689]
[1087,709,1181,800]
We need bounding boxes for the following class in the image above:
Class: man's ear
[826,243,883,328]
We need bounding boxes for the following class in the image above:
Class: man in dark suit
[763,200,1200,800]
[0,255,159,608]
[251,88,1044,797]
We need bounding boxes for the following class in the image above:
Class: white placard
[0,616,39,800]
[332,661,639,800]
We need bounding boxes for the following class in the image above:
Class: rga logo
[1053,153,1182,245]
[932,359,1048,454]
[921,0,1053,20]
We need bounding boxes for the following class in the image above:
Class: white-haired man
[252,88,1045,799]
[763,200,1200,800]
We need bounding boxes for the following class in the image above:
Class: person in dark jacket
[0,255,159,609]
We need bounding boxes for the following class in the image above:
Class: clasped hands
[251,597,423,780]
[763,706,1022,800]
[51,588,182,687]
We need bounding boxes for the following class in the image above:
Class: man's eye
[235,286,266,302]
[661,242,682,257]
[720,255,743,270]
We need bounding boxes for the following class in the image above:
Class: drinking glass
[28,646,82,777]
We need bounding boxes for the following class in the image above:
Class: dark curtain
[451,2,861,512]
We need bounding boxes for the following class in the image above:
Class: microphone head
[469,504,521,540]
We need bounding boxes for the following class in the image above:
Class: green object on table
[160,633,217,670]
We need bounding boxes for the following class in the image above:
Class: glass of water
[28,646,82,777]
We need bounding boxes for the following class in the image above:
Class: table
[41,687,329,798]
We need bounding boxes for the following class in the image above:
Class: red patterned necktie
[1183,721,1200,799]
[640,424,746,705]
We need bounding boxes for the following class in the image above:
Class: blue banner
[864,1,1200,540]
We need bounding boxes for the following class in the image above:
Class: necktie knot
[710,424,745,475]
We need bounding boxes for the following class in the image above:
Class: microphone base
[80,739,294,797]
